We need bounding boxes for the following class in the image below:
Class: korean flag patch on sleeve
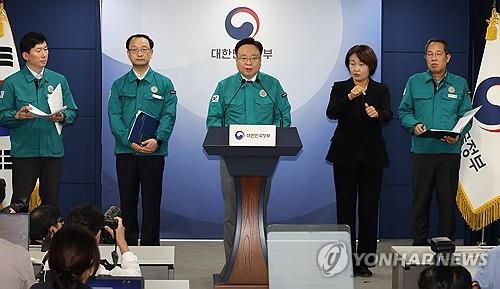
[211,94,219,103]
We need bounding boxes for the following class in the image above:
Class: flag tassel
[457,183,500,231]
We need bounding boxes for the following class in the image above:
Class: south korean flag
[0,2,20,207]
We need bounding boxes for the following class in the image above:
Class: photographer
[66,203,141,276]
[30,205,63,246]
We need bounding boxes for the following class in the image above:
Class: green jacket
[206,71,291,127]
[108,68,177,155]
[398,70,472,154]
[0,66,78,157]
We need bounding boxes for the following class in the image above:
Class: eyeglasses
[237,57,261,63]
[128,47,151,54]
[426,52,445,58]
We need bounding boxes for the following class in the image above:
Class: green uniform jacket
[108,68,177,155]
[398,70,472,154]
[206,71,291,127]
[0,66,78,157]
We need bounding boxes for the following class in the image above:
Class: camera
[100,206,122,244]
[431,237,456,266]
[104,206,121,229]
[1,197,28,213]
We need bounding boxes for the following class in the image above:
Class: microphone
[221,78,246,127]
[255,78,284,127]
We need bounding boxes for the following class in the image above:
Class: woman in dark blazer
[326,45,392,277]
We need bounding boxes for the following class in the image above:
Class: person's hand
[414,123,426,136]
[15,106,34,120]
[140,139,158,153]
[364,103,379,118]
[131,142,150,154]
[443,135,459,144]
[348,85,365,100]
[48,112,64,122]
[104,216,129,253]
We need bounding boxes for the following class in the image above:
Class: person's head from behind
[418,265,472,289]
[48,224,100,288]
[30,205,63,244]
[235,37,263,80]
[66,203,104,241]
[20,32,49,72]
[344,44,377,84]
[126,33,154,69]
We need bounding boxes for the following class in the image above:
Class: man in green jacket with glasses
[108,34,177,246]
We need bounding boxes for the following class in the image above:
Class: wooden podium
[203,127,302,289]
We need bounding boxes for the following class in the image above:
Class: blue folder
[128,110,160,145]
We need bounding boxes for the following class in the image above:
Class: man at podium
[206,37,291,259]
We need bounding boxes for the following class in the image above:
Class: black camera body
[99,206,122,244]
[104,218,118,230]
[103,205,121,229]
[0,197,28,213]
[431,237,456,266]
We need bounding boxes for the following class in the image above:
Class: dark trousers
[12,157,62,207]
[220,159,271,260]
[116,154,165,246]
[411,153,460,243]
[334,164,383,267]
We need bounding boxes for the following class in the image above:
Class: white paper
[428,106,482,134]
[451,106,482,132]
[47,84,65,135]
[28,104,67,118]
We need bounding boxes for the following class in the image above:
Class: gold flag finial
[486,6,500,40]
[0,2,6,38]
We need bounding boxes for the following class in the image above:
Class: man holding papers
[398,39,472,245]
[0,32,78,207]
[206,37,291,259]
[108,34,177,246]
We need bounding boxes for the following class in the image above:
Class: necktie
[34,79,40,90]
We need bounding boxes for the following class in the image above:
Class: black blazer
[325,78,392,168]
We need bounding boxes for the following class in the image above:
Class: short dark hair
[30,205,61,241]
[20,32,48,53]
[418,265,472,289]
[235,37,263,55]
[425,38,450,54]
[48,225,100,289]
[126,34,154,50]
[344,45,378,76]
[66,203,104,235]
